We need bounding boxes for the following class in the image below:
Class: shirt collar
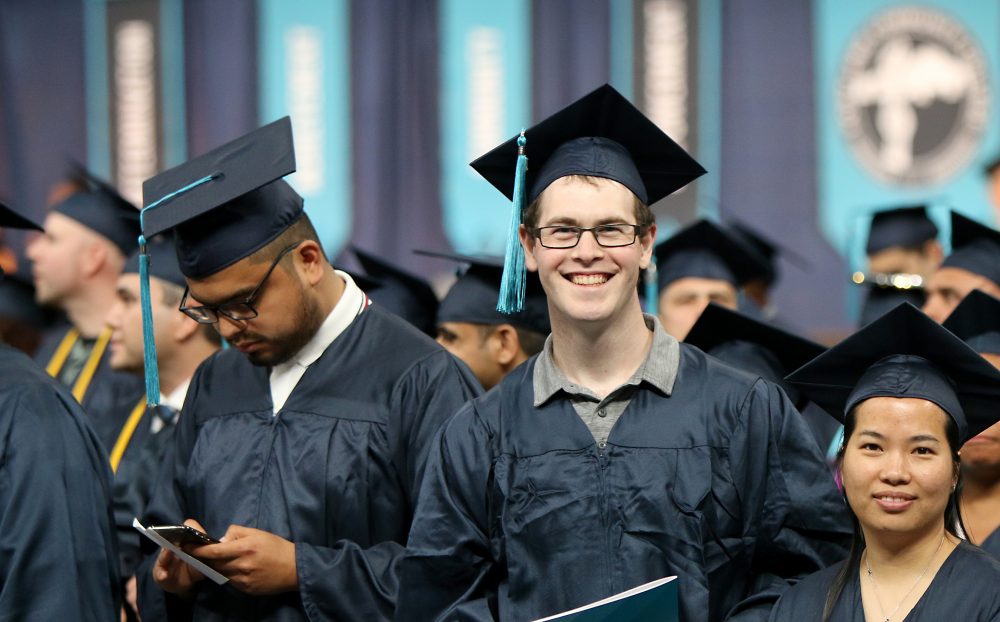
[160,377,191,412]
[273,270,366,372]
[533,313,679,407]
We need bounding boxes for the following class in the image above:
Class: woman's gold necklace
[864,533,945,622]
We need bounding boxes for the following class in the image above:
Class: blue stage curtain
[720,0,848,334]
[531,0,611,120]
[347,0,449,276]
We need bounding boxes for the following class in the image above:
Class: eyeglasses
[179,243,300,324]
[531,224,644,249]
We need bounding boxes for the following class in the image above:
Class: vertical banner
[814,1,999,268]
[440,1,530,255]
[258,0,351,258]
[86,0,186,205]
[630,0,719,230]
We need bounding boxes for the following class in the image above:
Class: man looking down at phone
[133,118,480,621]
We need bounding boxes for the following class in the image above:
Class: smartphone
[148,524,220,546]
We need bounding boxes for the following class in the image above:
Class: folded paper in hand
[132,517,229,585]
[531,576,678,622]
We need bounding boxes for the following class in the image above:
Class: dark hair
[821,402,964,621]
[522,175,654,230]
[475,324,547,357]
[248,214,323,269]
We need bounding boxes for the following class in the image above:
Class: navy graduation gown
[137,307,481,621]
[397,345,852,622]
[768,541,1000,621]
[0,344,121,619]
[34,323,146,453]
[981,528,1000,561]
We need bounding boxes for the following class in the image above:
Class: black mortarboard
[472,84,705,205]
[943,289,1000,355]
[469,84,705,313]
[352,247,439,336]
[787,303,1000,443]
[857,283,926,327]
[416,251,550,335]
[141,117,302,279]
[686,303,825,375]
[653,220,770,291]
[0,203,43,278]
[123,238,185,288]
[0,202,43,233]
[728,222,778,285]
[941,211,1000,285]
[50,169,140,255]
[865,205,938,255]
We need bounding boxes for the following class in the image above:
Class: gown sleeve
[296,353,482,620]
[395,402,497,622]
[726,379,851,621]
[0,380,121,621]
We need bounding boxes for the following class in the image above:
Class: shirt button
[598,441,607,449]
[597,408,607,418]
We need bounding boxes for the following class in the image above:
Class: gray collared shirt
[532,314,680,446]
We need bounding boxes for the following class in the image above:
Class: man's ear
[173,313,201,343]
[295,241,326,286]
[492,324,521,367]
[519,225,538,272]
[638,222,657,270]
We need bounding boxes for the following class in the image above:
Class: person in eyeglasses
[132,118,480,621]
[396,85,850,622]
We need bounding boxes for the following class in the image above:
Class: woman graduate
[770,303,1000,621]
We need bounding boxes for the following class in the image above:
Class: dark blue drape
[720,0,849,333]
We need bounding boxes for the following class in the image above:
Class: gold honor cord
[44,327,114,403]
[70,327,113,402]
[44,328,80,377]
[109,397,147,473]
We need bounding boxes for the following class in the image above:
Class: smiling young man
[132,118,480,621]
[396,85,850,622]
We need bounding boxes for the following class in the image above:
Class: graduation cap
[727,222,779,286]
[0,263,47,328]
[0,203,43,279]
[787,303,1000,443]
[123,237,185,289]
[653,219,770,292]
[857,283,926,328]
[470,84,705,313]
[865,205,938,255]
[942,289,1000,355]
[136,117,301,407]
[940,211,1000,286]
[49,167,140,255]
[415,250,550,335]
[352,247,439,337]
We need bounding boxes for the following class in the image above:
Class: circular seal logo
[837,6,990,186]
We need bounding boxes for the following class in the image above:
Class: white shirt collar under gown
[268,270,368,414]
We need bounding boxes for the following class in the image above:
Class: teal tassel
[497,131,528,314]
[138,236,161,407]
[644,259,659,316]
[135,173,217,407]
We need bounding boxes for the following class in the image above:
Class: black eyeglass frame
[529,223,647,249]
[179,243,300,324]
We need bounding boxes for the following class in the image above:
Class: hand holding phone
[148,524,220,547]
